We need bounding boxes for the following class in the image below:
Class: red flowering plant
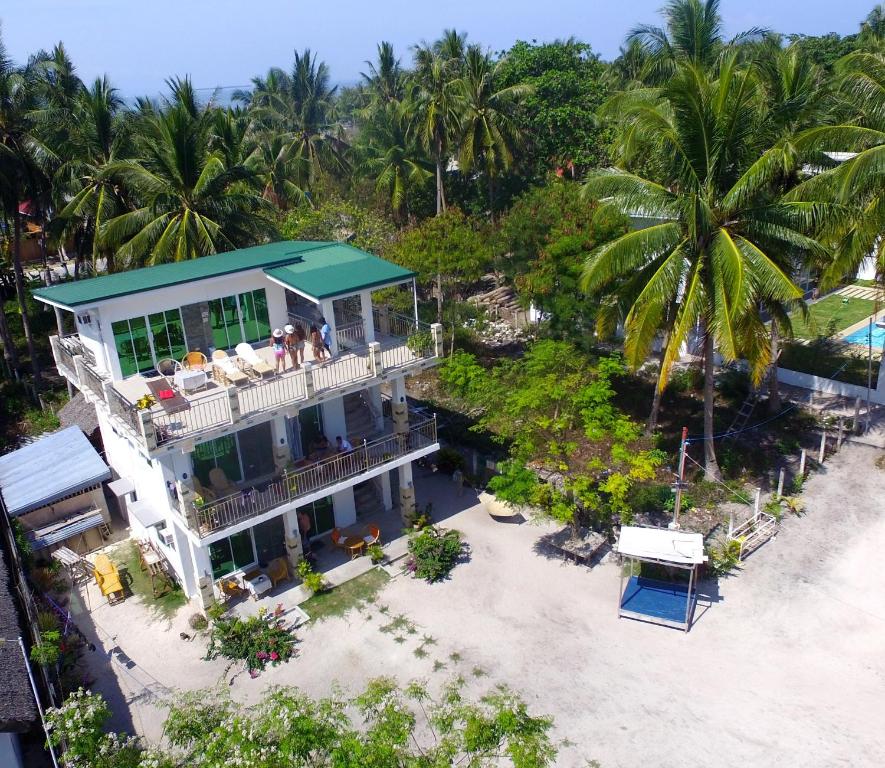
[204,607,296,673]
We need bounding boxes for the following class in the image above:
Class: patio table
[343,536,366,560]
[242,571,272,600]
[173,368,207,394]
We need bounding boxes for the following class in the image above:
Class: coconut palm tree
[101,78,273,267]
[410,44,462,215]
[581,56,824,479]
[790,50,884,288]
[455,45,530,219]
[356,99,431,222]
[52,76,131,274]
[360,42,405,106]
[246,51,347,192]
[0,28,46,384]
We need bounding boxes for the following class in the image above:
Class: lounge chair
[208,467,238,498]
[211,349,249,387]
[193,477,216,503]
[235,342,274,379]
[93,554,124,604]
[145,377,189,415]
[182,351,208,370]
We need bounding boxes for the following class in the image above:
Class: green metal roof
[32,241,390,309]
[263,243,414,300]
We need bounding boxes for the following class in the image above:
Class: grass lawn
[301,568,390,622]
[109,540,187,618]
[790,294,876,339]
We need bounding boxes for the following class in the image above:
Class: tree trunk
[646,331,669,434]
[12,205,42,388]
[767,321,781,415]
[436,274,443,324]
[702,331,721,481]
[435,138,447,215]
[0,295,20,380]
[487,173,496,224]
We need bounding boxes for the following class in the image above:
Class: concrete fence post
[837,418,844,449]
[430,322,443,358]
[818,431,827,464]
[777,468,785,498]
[303,361,315,398]
[226,386,240,424]
[754,487,761,517]
[138,410,158,452]
[854,396,863,434]
[799,449,806,478]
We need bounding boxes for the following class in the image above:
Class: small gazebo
[615,526,707,632]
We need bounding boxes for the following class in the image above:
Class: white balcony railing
[183,417,438,537]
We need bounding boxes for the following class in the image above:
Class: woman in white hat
[270,328,286,373]
[284,324,301,370]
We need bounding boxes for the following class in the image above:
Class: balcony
[179,417,438,538]
[49,311,441,456]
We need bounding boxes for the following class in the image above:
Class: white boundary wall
[776,364,885,405]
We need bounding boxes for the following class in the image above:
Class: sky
[1,0,877,98]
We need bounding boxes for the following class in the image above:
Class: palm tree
[410,43,462,215]
[628,0,764,82]
[581,56,823,479]
[0,28,45,384]
[244,129,308,211]
[789,50,884,288]
[356,99,430,222]
[455,45,530,219]
[360,42,405,105]
[52,76,131,274]
[246,51,347,193]
[101,78,273,266]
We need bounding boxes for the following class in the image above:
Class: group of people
[269,317,334,374]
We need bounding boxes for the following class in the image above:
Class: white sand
[76,445,885,767]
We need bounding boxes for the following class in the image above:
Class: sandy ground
[72,446,885,767]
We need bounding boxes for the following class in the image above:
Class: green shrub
[435,446,465,475]
[707,539,742,576]
[407,330,433,355]
[406,526,464,582]
[367,544,385,564]
[188,613,209,632]
[297,559,325,594]
[717,368,751,405]
[668,366,703,393]
[30,630,62,667]
[628,484,673,516]
[486,462,540,507]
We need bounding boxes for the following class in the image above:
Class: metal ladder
[726,391,759,439]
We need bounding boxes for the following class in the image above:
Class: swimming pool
[843,323,885,347]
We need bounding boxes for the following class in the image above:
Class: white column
[171,521,197,597]
[318,298,338,355]
[398,462,416,523]
[283,507,303,570]
[380,470,393,511]
[368,384,384,432]
[390,375,406,405]
[189,537,215,608]
[321,397,348,443]
[271,414,291,471]
[360,289,375,344]
[332,487,357,527]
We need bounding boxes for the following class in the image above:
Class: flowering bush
[45,688,143,767]
[204,609,296,674]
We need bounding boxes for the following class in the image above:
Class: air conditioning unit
[158,527,174,548]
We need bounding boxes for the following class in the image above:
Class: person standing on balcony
[298,509,312,555]
[270,328,287,373]
[336,435,353,453]
[292,323,307,367]
[309,324,325,363]
[320,317,333,360]
[284,324,301,370]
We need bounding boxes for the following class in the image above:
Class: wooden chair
[266,557,289,588]
[193,477,216,503]
[331,527,347,550]
[208,467,238,498]
[363,524,381,547]
[181,350,208,370]
[219,578,245,599]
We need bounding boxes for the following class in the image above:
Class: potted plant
[297,559,326,594]
[367,543,384,564]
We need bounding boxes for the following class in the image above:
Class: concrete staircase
[354,480,385,520]
[343,392,380,443]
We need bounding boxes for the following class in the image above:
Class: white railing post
[303,361,316,397]
[72,355,88,395]
[226,386,240,424]
[430,322,443,358]
[138,409,158,452]
[818,431,827,464]
[369,341,381,377]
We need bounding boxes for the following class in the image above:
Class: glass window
[192,434,242,487]
[297,405,324,456]
[239,289,270,344]
[149,309,186,363]
[208,296,243,351]
[112,317,153,377]
[308,497,335,536]
[208,530,256,579]
[253,516,285,565]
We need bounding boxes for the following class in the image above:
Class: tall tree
[455,45,530,219]
[101,78,273,267]
[582,56,822,479]
[360,41,405,106]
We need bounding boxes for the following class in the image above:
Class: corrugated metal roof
[32,241,336,309]
[0,427,111,517]
[27,508,104,550]
[264,243,414,301]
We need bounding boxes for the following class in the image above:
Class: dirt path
[79,450,885,766]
